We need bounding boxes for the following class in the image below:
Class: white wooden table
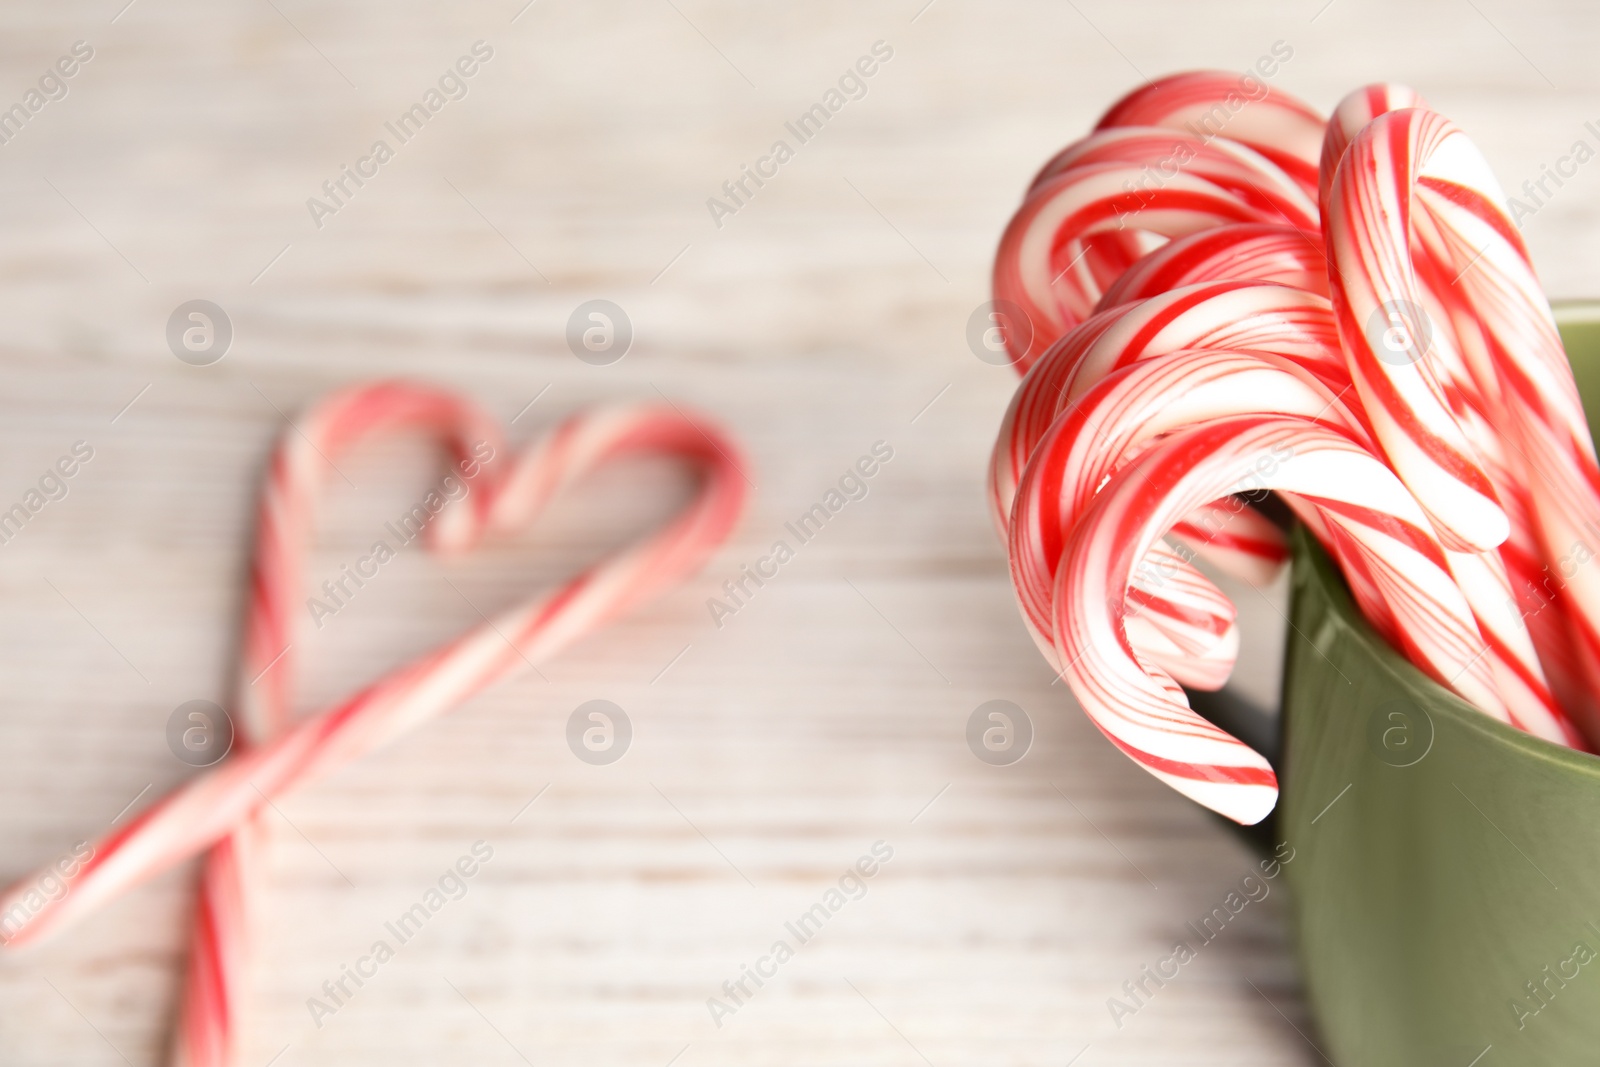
[0,1,1593,1063]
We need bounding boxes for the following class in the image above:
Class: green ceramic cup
[1272,305,1600,1065]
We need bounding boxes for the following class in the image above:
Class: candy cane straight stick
[1325,107,1511,553]
[1327,104,1600,730]
[0,382,747,1067]
[1404,121,1600,734]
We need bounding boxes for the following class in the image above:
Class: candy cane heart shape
[1325,106,1511,553]
[240,382,509,744]
[1006,350,1366,686]
[1050,416,1502,824]
[994,163,1317,371]
[0,383,748,1067]
[176,381,511,1067]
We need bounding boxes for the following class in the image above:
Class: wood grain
[0,1,1593,1063]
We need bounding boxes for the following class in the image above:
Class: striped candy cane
[1098,223,1328,307]
[991,281,1352,525]
[0,381,747,1066]
[1005,350,1364,693]
[1324,106,1511,553]
[988,76,1597,822]
[1048,415,1506,824]
[1006,342,1575,746]
[993,158,1318,371]
[991,73,1327,370]
[989,281,1352,663]
[1326,102,1600,736]
[1317,82,1426,220]
[1095,69,1327,197]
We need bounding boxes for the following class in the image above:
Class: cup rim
[1551,298,1600,325]
[1294,524,1600,778]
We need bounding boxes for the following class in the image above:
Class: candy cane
[1325,106,1511,553]
[990,279,1352,647]
[987,282,1355,685]
[1400,125,1600,734]
[1099,223,1328,307]
[0,382,747,1067]
[1005,349,1366,690]
[993,155,1319,371]
[1095,70,1327,197]
[1028,127,1318,217]
[1014,127,1320,322]
[991,281,1352,524]
[1327,102,1600,731]
[1050,415,1503,824]
[1318,82,1426,220]
[175,383,508,1067]
[986,78,1600,824]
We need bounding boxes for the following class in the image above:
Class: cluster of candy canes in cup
[0,382,748,1066]
[993,73,1600,826]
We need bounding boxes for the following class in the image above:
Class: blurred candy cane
[0,382,747,1067]
[174,382,506,1067]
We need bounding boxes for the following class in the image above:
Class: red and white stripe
[990,73,1327,371]
[1095,70,1327,197]
[1098,223,1329,306]
[990,75,1597,822]
[1325,106,1512,553]
[1005,348,1368,676]
[993,161,1318,371]
[0,381,747,1066]
[1326,103,1600,738]
[1049,416,1506,824]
